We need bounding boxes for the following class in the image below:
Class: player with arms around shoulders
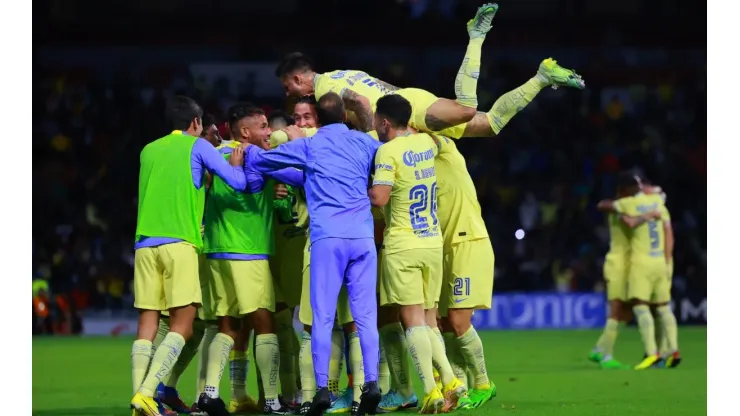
[596,172,676,370]
[369,94,466,414]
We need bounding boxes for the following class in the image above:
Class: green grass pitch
[32,327,706,416]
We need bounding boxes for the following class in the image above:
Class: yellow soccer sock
[348,331,365,402]
[300,331,317,402]
[442,332,467,385]
[204,333,235,398]
[276,309,298,400]
[329,329,344,396]
[256,333,281,400]
[229,350,250,401]
[380,323,414,397]
[293,329,302,391]
[153,318,169,348]
[139,332,186,397]
[454,37,484,109]
[197,325,218,398]
[656,305,679,353]
[595,318,620,357]
[166,322,205,388]
[633,305,658,355]
[486,76,549,135]
[653,311,666,355]
[131,339,153,395]
[457,326,490,389]
[378,335,391,393]
[427,327,455,386]
[405,326,437,395]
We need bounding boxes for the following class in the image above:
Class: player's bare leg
[458,58,585,138]
[424,3,499,131]
[589,300,629,369]
[423,308,466,412]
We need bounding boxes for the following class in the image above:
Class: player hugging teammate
[128,3,590,416]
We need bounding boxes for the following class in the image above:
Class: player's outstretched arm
[245,139,309,173]
[619,211,661,229]
[596,199,616,212]
[341,89,374,132]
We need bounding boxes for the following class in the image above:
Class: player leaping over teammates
[275,3,584,138]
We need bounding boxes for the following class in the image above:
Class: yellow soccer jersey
[614,193,669,260]
[432,135,489,248]
[606,212,631,257]
[373,133,442,254]
[315,70,390,125]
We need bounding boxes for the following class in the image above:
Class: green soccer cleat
[467,3,499,39]
[456,392,475,411]
[599,358,630,369]
[588,350,604,363]
[467,383,497,409]
[537,58,586,90]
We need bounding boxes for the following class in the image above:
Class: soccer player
[201,113,223,147]
[293,96,319,128]
[243,93,383,416]
[130,95,247,416]
[369,95,466,414]
[596,173,672,370]
[197,103,304,416]
[275,5,584,139]
[269,110,295,130]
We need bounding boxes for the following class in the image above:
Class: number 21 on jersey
[409,182,438,230]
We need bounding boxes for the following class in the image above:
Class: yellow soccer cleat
[441,378,468,412]
[228,395,260,413]
[537,58,586,90]
[419,388,445,414]
[635,354,660,370]
[466,3,499,39]
[130,393,162,416]
[433,368,443,391]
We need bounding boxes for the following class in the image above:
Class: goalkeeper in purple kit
[242,92,382,416]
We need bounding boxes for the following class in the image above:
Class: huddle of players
[588,171,682,370]
[129,3,589,416]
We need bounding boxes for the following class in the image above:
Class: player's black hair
[227,103,265,135]
[165,95,203,131]
[316,92,345,125]
[375,94,412,127]
[199,113,218,137]
[617,170,641,190]
[268,111,295,128]
[295,95,318,107]
[275,52,315,78]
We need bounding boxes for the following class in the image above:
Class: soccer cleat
[356,381,382,416]
[456,392,475,410]
[466,3,499,38]
[197,393,229,416]
[130,393,163,416]
[433,368,443,391]
[227,395,260,413]
[441,377,467,412]
[635,354,660,370]
[467,383,497,409]
[280,395,301,412]
[599,358,630,369]
[537,58,586,90]
[327,388,353,413]
[419,388,445,414]
[306,387,333,416]
[264,402,294,415]
[376,390,419,413]
[300,402,312,415]
[350,401,360,416]
[665,351,682,368]
[588,350,604,363]
[156,383,191,414]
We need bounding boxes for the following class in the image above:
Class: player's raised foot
[197,393,230,416]
[327,388,353,413]
[588,350,604,363]
[419,388,445,414]
[228,395,260,413]
[441,378,467,412]
[156,383,192,414]
[599,358,630,369]
[537,58,585,90]
[665,351,682,368]
[467,383,497,409]
[306,388,333,416]
[433,368,443,391]
[131,393,164,416]
[467,3,499,39]
[356,381,382,416]
[376,389,419,413]
[634,354,660,370]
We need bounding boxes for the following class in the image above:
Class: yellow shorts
[299,238,353,326]
[272,229,308,308]
[197,254,215,320]
[379,247,444,309]
[438,238,495,317]
[134,242,202,311]
[628,258,670,303]
[651,261,673,304]
[603,254,629,301]
[206,259,276,318]
[395,88,467,139]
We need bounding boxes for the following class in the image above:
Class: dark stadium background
[32,0,706,334]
